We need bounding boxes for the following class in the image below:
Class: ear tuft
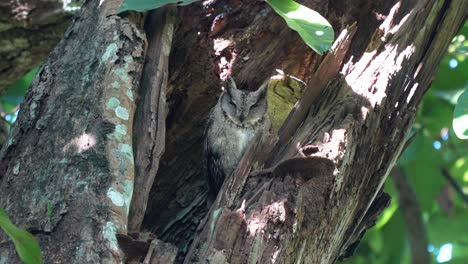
[255,80,269,97]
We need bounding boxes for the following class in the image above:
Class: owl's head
[220,77,268,127]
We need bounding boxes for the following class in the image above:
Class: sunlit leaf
[118,0,199,13]
[453,88,468,139]
[266,0,334,55]
[375,180,399,229]
[0,208,42,264]
[375,199,398,230]
[450,158,468,183]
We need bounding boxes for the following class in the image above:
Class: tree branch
[392,167,431,264]
[441,168,468,204]
[128,6,176,234]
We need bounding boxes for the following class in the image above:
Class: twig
[392,167,430,264]
[397,130,419,160]
[441,168,468,204]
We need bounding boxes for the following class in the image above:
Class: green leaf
[453,88,468,139]
[398,131,425,166]
[0,67,38,114]
[374,198,398,230]
[448,258,468,264]
[380,210,407,263]
[3,67,38,97]
[419,93,454,139]
[0,100,18,114]
[450,157,468,183]
[431,56,468,92]
[365,228,384,254]
[118,0,199,13]
[374,179,399,229]
[266,0,334,55]
[401,134,445,211]
[0,208,42,264]
[434,89,465,105]
[452,243,468,260]
[428,209,468,246]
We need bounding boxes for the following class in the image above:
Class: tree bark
[128,7,175,235]
[0,0,75,93]
[0,0,466,263]
[0,1,146,262]
[143,0,467,263]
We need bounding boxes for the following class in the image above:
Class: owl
[204,77,270,196]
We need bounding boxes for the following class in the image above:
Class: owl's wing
[204,114,226,195]
[205,144,225,195]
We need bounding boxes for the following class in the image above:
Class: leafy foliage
[453,89,467,139]
[266,0,334,54]
[0,67,37,118]
[0,208,42,264]
[118,0,199,13]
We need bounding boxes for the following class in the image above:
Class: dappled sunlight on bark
[62,133,97,154]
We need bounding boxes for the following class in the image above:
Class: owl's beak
[236,109,245,122]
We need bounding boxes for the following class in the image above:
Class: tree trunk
[0,0,466,264]
[0,1,146,262]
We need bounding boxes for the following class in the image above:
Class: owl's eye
[229,101,236,107]
[251,102,259,108]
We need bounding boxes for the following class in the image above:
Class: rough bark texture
[0,1,146,262]
[137,0,467,263]
[143,0,318,255]
[0,117,8,148]
[0,0,76,93]
[128,7,175,234]
[117,234,178,264]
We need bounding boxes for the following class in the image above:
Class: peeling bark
[128,7,175,234]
